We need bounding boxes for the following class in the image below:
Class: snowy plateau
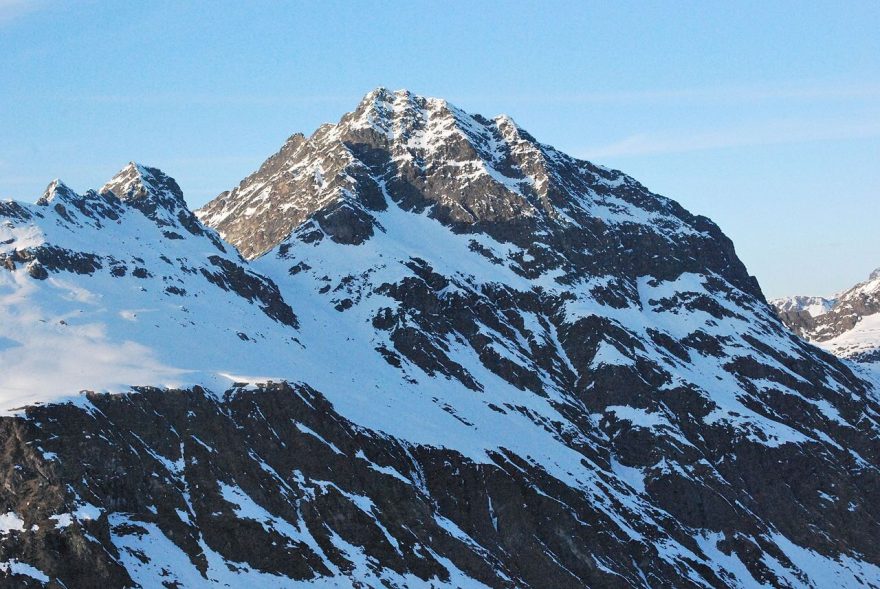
[0,88,878,588]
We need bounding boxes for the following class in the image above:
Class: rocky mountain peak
[198,91,634,242]
[3,93,880,587]
[102,162,182,198]
[33,177,125,229]
[36,178,79,205]
[98,162,213,239]
[100,162,189,226]
[199,89,759,299]
[773,265,880,364]
[348,87,449,125]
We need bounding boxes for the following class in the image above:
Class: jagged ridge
[198,88,759,303]
[0,163,297,405]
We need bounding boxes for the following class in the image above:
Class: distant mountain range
[772,268,880,365]
[0,89,878,588]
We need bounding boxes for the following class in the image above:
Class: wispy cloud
[0,0,48,25]
[581,117,880,159]
[161,155,265,167]
[58,93,355,107]
[0,175,56,187]
[463,81,880,107]
[44,81,880,109]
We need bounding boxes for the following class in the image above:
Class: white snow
[609,457,645,494]
[0,559,51,583]
[819,312,880,361]
[762,533,880,589]
[50,503,102,529]
[590,341,635,368]
[771,295,836,318]
[0,512,24,534]
[295,422,345,455]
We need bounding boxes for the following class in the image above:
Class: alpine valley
[0,89,878,588]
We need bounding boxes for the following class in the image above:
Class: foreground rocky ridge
[1,383,879,588]
[0,89,879,587]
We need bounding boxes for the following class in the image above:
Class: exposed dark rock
[25,261,47,280]
[200,255,298,328]
[3,383,876,588]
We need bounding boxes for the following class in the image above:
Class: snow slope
[0,164,298,410]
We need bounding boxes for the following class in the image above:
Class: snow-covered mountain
[0,163,298,409]
[771,295,836,319]
[1,89,879,588]
[772,268,880,365]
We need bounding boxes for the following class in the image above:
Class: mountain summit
[0,91,879,587]
[198,88,757,302]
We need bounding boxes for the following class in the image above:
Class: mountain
[0,89,879,588]
[771,295,836,322]
[196,86,760,300]
[772,268,880,365]
[0,163,297,409]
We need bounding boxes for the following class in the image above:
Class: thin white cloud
[159,155,264,167]
[562,83,880,104]
[456,81,880,107]
[60,93,354,107]
[0,175,55,186]
[0,0,47,24]
[45,81,880,109]
[581,118,880,159]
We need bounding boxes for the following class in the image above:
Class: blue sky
[1,0,877,298]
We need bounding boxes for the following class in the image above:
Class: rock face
[772,268,880,364]
[1,89,880,587]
